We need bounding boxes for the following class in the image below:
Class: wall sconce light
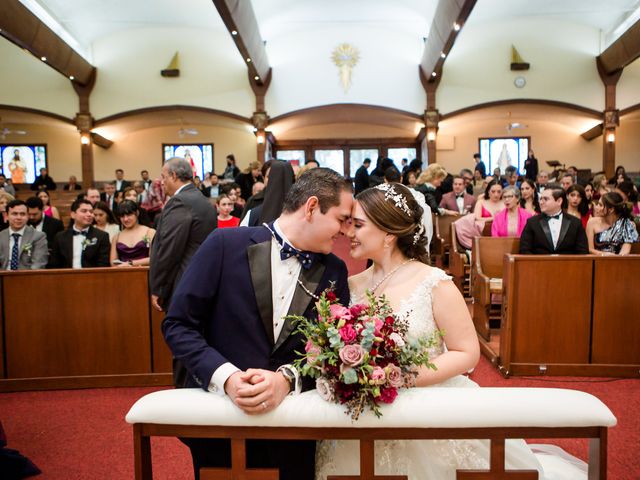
[256,133,265,144]
[606,132,615,143]
[427,130,436,142]
[80,133,90,145]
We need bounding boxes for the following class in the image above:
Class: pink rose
[316,377,334,402]
[305,340,322,364]
[329,304,352,320]
[339,344,365,367]
[379,387,398,404]
[339,324,357,343]
[388,332,405,348]
[370,366,386,385]
[386,364,403,388]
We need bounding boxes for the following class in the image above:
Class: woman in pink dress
[491,186,533,237]
[37,190,60,220]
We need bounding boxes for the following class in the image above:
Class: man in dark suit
[163,168,353,480]
[114,169,131,192]
[473,153,486,179]
[353,157,371,195]
[100,182,117,211]
[49,199,110,268]
[149,157,218,313]
[519,185,588,254]
[439,176,476,214]
[26,196,64,254]
[30,168,57,191]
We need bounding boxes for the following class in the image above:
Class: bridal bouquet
[290,290,441,420]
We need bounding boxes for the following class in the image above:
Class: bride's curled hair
[356,183,429,264]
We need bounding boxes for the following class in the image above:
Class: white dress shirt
[456,194,465,213]
[33,219,44,233]
[7,226,26,270]
[547,212,563,249]
[72,227,89,269]
[208,220,302,396]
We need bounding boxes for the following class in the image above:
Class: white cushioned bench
[126,387,616,479]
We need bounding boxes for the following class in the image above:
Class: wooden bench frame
[132,423,608,480]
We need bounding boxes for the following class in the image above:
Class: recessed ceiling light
[431,72,437,77]
[69,75,74,80]
[440,52,446,59]
[453,23,460,31]
[41,56,47,61]
[231,30,237,35]
[254,76,259,80]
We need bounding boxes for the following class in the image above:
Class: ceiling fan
[177,118,198,138]
[0,118,27,141]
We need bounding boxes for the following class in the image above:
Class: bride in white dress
[315,183,587,480]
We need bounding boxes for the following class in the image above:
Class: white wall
[265,25,426,117]
[618,58,640,110]
[0,38,78,118]
[90,27,255,119]
[439,19,605,113]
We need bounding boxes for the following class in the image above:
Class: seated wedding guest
[586,192,639,255]
[0,192,15,231]
[201,173,221,200]
[501,165,519,188]
[519,178,540,214]
[459,168,475,195]
[234,161,263,201]
[133,181,148,204]
[415,163,449,215]
[241,161,273,220]
[110,200,155,266]
[123,186,152,227]
[491,186,532,238]
[439,176,476,215]
[100,181,117,211]
[252,181,265,196]
[140,170,152,191]
[49,199,111,268]
[615,179,640,219]
[0,200,48,270]
[560,173,574,191]
[64,175,82,191]
[566,184,591,229]
[0,174,16,196]
[591,173,610,198]
[220,183,244,218]
[241,160,294,227]
[85,187,101,206]
[30,168,56,191]
[93,201,120,242]
[26,196,63,253]
[215,194,240,229]
[536,170,550,193]
[473,179,504,223]
[608,165,626,185]
[36,190,60,220]
[193,176,202,191]
[114,168,131,192]
[584,182,594,203]
[519,185,588,254]
[405,170,417,188]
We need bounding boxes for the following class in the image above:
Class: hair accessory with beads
[412,223,425,246]
[374,184,412,217]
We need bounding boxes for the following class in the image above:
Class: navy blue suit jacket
[162,225,350,390]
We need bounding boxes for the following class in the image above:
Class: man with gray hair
[149,157,217,384]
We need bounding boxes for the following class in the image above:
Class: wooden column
[596,56,623,179]
[72,70,97,188]
[250,70,272,164]
[420,68,441,165]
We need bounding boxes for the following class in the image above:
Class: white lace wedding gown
[315,268,587,480]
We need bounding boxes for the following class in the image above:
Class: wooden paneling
[3,269,152,378]
[592,257,640,364]
[503,256,592,365]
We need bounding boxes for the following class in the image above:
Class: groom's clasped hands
[224,368,290,415]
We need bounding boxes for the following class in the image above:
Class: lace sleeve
[423,267,452,291]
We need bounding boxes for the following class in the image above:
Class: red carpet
[1,238,637,479]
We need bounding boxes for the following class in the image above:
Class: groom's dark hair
[282,167,352,214]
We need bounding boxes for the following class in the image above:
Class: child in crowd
[216,194,240,228]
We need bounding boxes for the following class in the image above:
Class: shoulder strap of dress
[423,267,452,290]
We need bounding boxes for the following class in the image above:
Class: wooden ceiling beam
[212,0,270,85]
[0,0,95,85]
[581,123,604,141]
[597,19,640,74]
[420,0,477,84]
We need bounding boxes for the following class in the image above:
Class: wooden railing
[0,268,173,392]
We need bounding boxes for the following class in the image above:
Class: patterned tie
[10,233,20,270]
[266,223,316,269]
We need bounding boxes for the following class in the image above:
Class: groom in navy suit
[163,168,353,480]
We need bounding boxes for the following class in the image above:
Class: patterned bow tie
[266,223,316,269]
[545,213,561,220]
[73,230,88,236]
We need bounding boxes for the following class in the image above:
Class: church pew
[126,387,616,480]
[471,236,520,341]
[0,268,173,391]
[431,214,457,268]
[499,254,640,378]
[448,222,470,296]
